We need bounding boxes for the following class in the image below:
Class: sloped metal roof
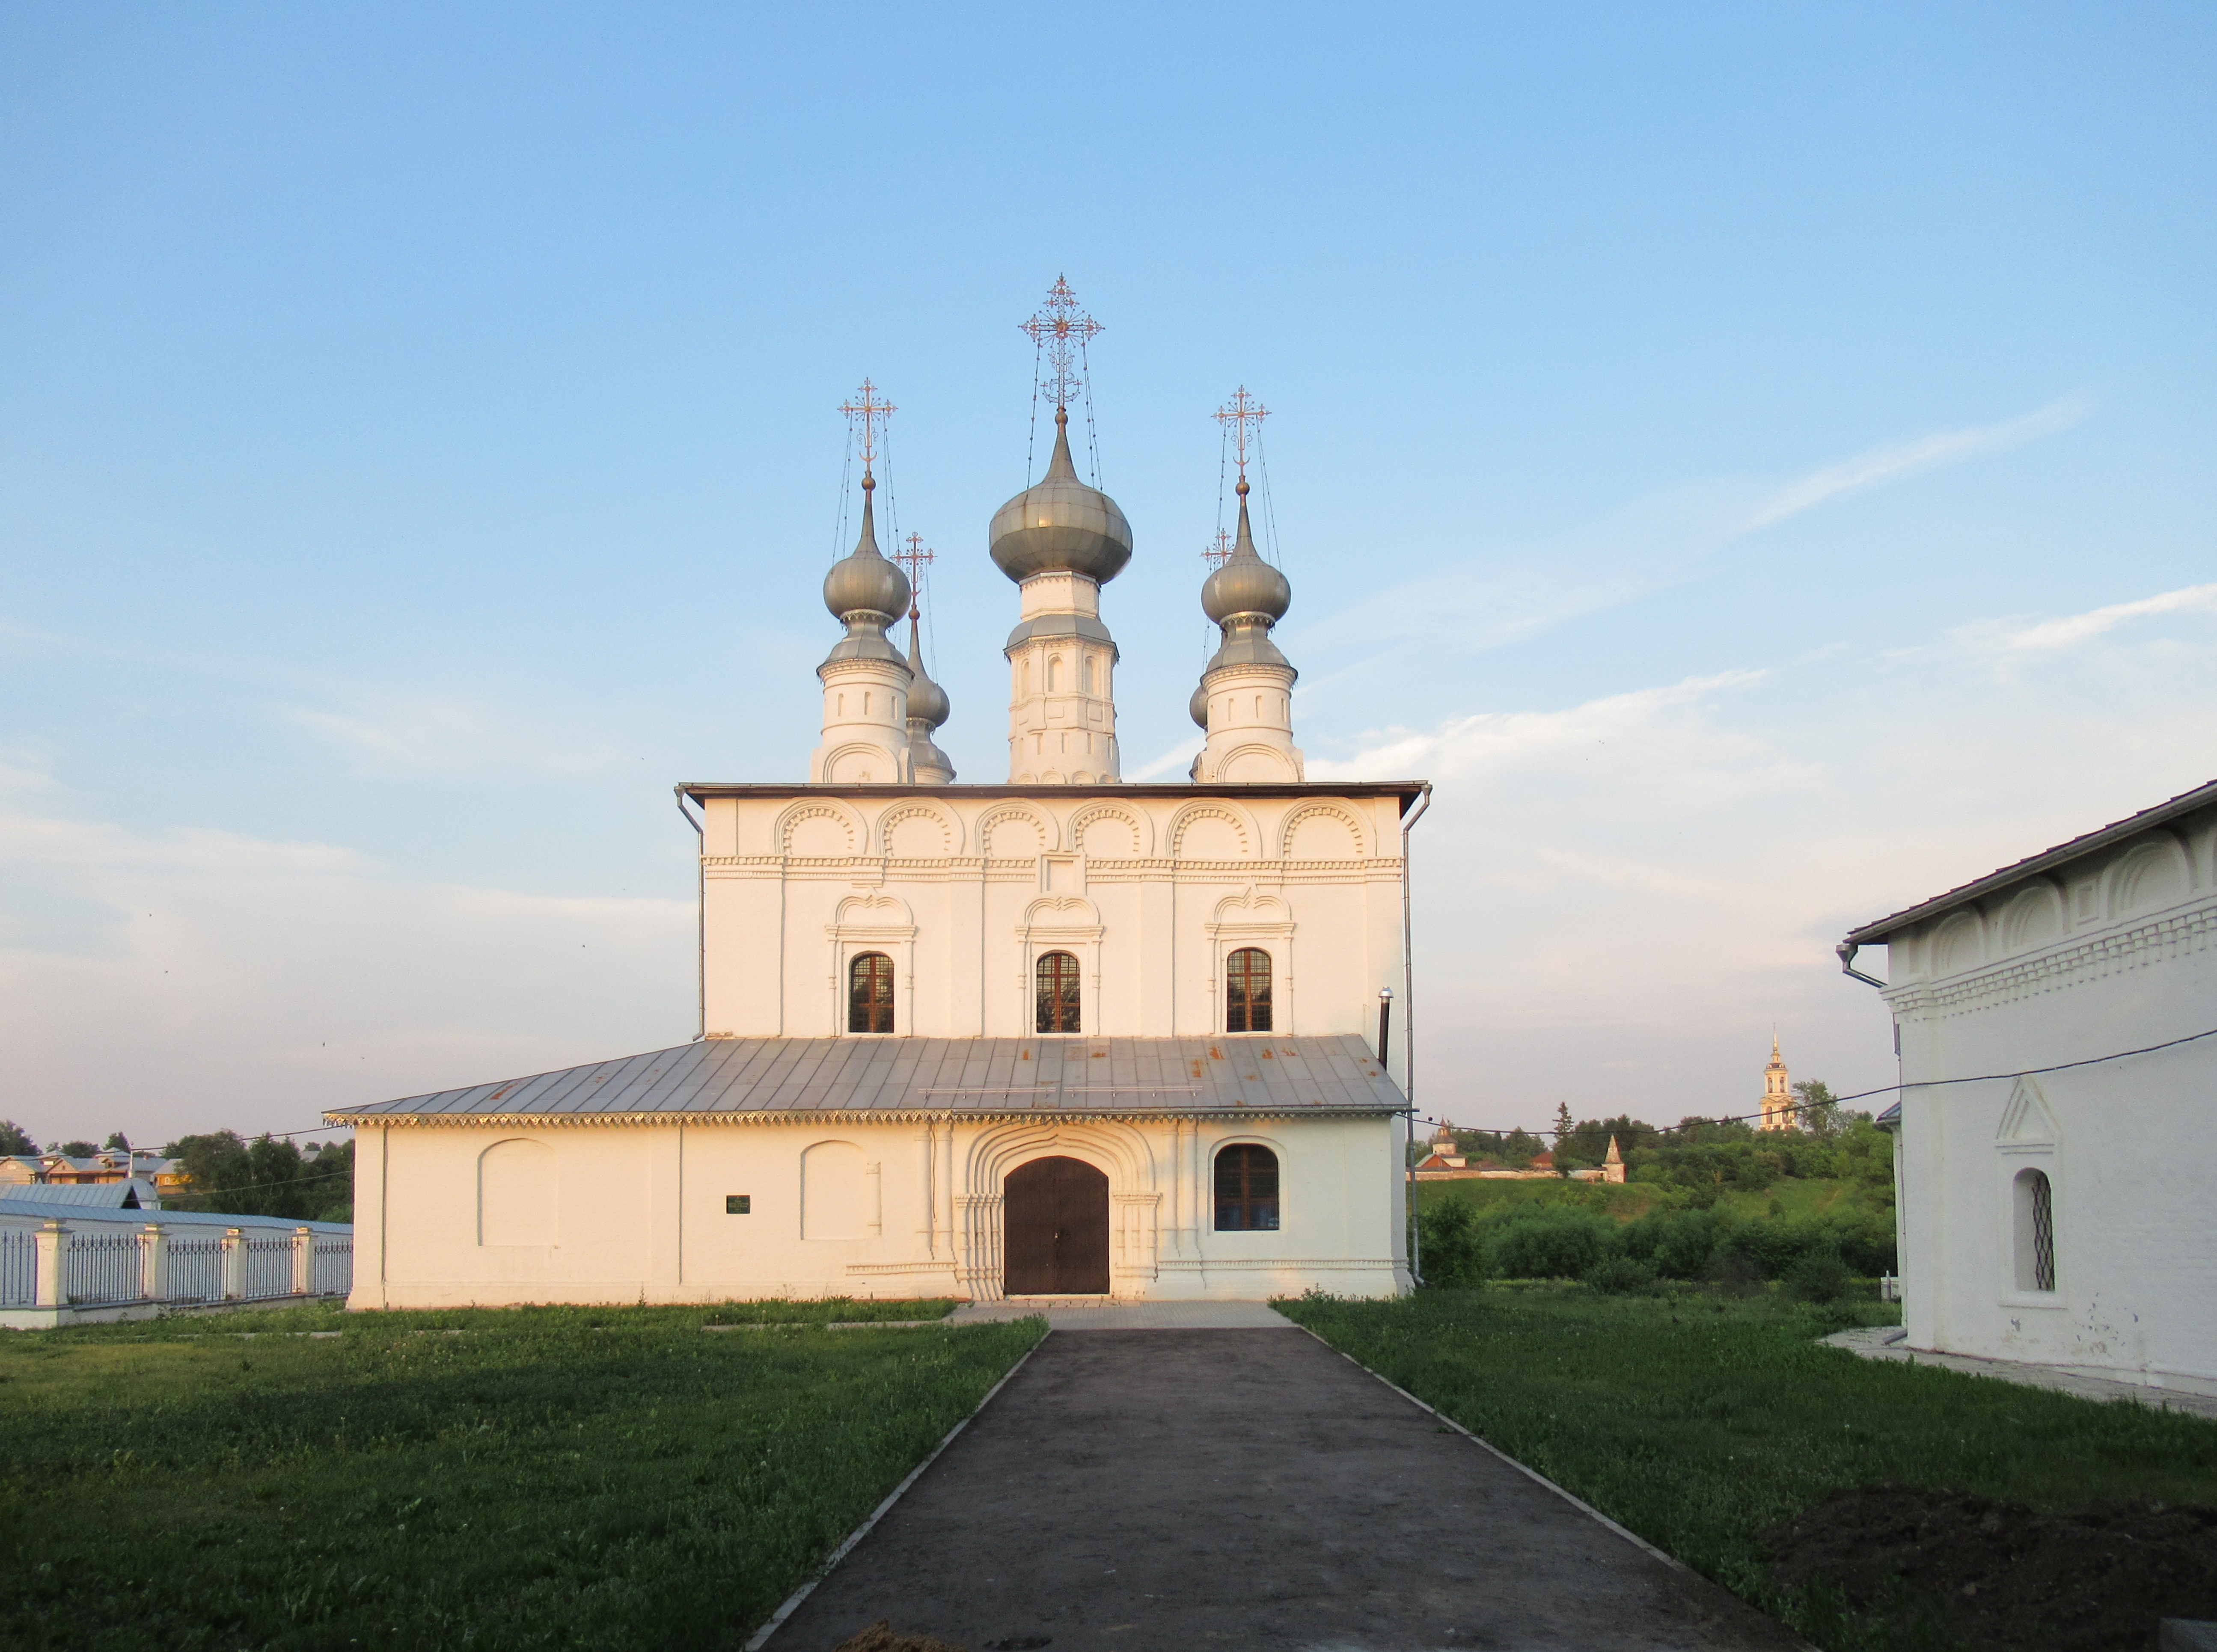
[1844,776,2217,944]
[324,1035,1406,1126]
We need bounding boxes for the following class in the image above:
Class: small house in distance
[1840,778,2217,1395]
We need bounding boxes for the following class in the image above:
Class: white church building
[1840,778,2217,1394]
[330,335,1427,1307]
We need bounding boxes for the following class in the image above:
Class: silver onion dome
[1189,679,1210,729]
[822,477,911,623]
[903,610,951,730]
[988,408,1133,584]
[1200,481,1290,624]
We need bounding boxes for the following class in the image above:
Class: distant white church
[1841,779,2217,1394]
[331,301,1426,1305]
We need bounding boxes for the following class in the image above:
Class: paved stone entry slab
[766,1330,1806,1652]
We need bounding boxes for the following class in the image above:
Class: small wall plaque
[725,1195,752,1215]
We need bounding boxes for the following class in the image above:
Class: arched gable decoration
[773,797,865,857]
[2107,833,2192,919]
[1277,800,1370,860]
[1928,908,1986,978]
[1165,798,1257,860]
[977,801,1059,857]
[479,1138,557,1246]
[1067,800,1154,858]
[1998,881,2065,954]
[874,799,962,857]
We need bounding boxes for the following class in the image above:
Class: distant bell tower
[1759,1035,1795,1130]
[993,278,1131,784]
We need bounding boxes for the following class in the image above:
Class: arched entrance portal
[1003,1156,1111,1296]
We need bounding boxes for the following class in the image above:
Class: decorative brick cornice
[1885,898,2217,1022]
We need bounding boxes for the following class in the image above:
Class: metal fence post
[33,1220,69,1308]
[220,1228,246,1299]
[139,1224,168,1302]
[292,1227,315,1296]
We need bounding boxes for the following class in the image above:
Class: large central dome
[988,409,1133,584]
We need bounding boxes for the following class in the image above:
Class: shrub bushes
[1583,1255,1658,1295]
[1417,1187,1896,1289]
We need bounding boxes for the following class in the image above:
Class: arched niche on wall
[2107,833,2192,920]
[479,1138,558,1247]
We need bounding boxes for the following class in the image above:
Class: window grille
[848,952,895,1034]
[1214,1144,1281,1231]
[1225,948,1273,1033]
[2030,1171,2054,1291]
[1036,951,1081,1034]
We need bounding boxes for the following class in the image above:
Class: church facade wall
[698,788,1412,1080]
[347,1110,1411,1308]
[1874,808,2217,1392]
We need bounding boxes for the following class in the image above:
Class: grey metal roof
[1844,777,2217,945]
[324,1035,1407,1126]
[0,1196,350,1233]
[0,1180,159,1209]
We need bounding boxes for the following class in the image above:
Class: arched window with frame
[848,952,895,1034]
[1225,947,1273,1032]
[1035,950,1082,1033]
[2013,1167,2055,1291]
[1214,1144,1280,1231]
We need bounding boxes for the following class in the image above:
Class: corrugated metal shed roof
[0,1197,350,1233]
[324,1035,1406,1126]
[0,1180,160,1209]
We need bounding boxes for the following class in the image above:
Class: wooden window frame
[848,951,896,1035]
[1213,1143,1281,1232]
[1225,947,1273,1033]
[1035,949,1082,1034]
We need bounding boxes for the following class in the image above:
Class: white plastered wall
[347,1112,1409,1309]
[699,789,1410,1080]
[1878,812,2217,1391]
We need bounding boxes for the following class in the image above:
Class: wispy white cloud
[1736,395,2092,532]
[1284,395,2094,681]
[1955,581,2217,654]
[287,693,628,777]
[1129,735,1203,781]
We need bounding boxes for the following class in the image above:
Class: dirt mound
[1762,1483,2217,1651]
[830,1622,968,1652]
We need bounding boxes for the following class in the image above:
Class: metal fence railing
[314,1237,354,1298]
[0,1225,354,1314]
[166,1236,225,1303]
[0,1231,35,1307]
[62,1229,143,1305]
[243,1234,295,1300]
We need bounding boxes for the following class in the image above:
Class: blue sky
[2,4,2212,1147]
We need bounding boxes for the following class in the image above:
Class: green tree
[57,1140,98,1157]
[160,1131,350,1220]
[0,1121,37,1156]
[1792,1080,1840,1139]
[1551,1102,1574,1167]
[102,1131,130,1153]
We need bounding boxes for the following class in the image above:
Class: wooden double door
[1002,1156,1111,1296]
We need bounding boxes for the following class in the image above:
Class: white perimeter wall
[349,1112,1411,1309]
[1879,810,2217,1388]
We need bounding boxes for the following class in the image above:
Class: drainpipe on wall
[1399,783,1434,1288]
[676,790,705,1041]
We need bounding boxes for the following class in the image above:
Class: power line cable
[1417,1025,2217,1142]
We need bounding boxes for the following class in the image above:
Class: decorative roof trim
[327,1106,1400,1129]
[1844,777,2217,944]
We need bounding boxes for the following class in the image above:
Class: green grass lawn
[1281,1286,2217,1651]
[0,1299,1042,1651]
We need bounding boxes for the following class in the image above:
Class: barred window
[1036,951,1082,1034]
[849,952,895,1034]
[2014,1167,2055,1292]
[1214,1144,1280,1231]
[1226,948,1273,1033]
